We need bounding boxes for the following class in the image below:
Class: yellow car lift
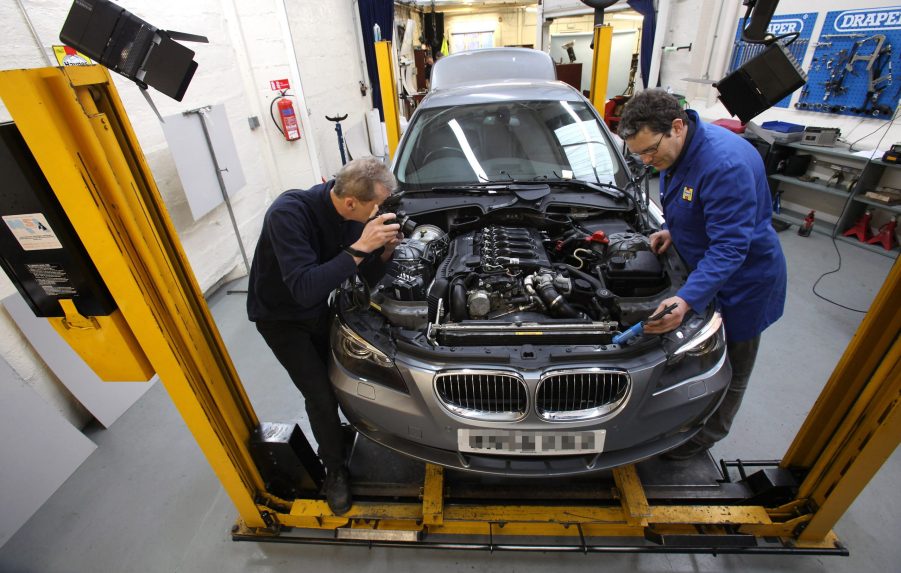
[0,65,898,555]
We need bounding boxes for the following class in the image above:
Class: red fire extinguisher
[275,95,301,141]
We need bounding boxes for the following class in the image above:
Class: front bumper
[329,348,732,477]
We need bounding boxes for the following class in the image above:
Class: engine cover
[441,225,551,279]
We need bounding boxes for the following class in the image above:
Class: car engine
[365,217,681,347]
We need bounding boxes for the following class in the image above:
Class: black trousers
[691,334,762,449]
[256,315,346,472]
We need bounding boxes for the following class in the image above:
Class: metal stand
[326,114,349,166]
[184,106,251,291]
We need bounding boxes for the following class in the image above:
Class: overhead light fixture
[59,0,207,101]
[608,13,644,21]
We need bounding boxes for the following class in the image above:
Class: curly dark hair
[618,89,689,139]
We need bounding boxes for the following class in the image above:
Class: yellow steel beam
[783,258,901,468]
[612,464,650,525]
[280,496,777,536]
[0,66,267,527]
[589,25,614,115]
[799,336,900,541]
[651,505,771,525]
[48,300,154,381]
[375,40,401,159]
[422,463,445,526]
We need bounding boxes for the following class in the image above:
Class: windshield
[395,100,626,188]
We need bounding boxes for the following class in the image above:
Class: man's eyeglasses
[636,131,667,157]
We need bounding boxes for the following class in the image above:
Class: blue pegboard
[795,6,901,119]
[728,13,817,109]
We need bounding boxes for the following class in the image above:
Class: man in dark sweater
[247,158,401,514]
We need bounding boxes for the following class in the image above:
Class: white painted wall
[285,1,378,178]
[0,0,365,429]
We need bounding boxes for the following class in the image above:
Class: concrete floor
[0,225,898,572]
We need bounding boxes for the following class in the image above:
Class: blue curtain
[357,0,394,121]
[627,0,656,88]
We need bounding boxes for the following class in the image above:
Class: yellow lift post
[375,40,402,160]
[1,65,898,554]
[589,24,614,116]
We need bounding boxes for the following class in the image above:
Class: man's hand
[381,231,403,262]
[643,295,690,334]
[649,230,672,254]
[353,213,401,254]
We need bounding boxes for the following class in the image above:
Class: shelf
[773,209,836,236]
[852,196,901,214]
[835,235,900,258]
[785,142,868,162]
[868,158,901,169]
[770,174,852,198]
[780,142,901,169]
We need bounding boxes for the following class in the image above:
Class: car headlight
[673,312,723,357]
[331,321,409,394]
[656,312,726,390]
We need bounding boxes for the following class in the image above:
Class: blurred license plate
[458,429,604,455]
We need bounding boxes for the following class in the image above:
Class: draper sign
[767,18,804,36]
[834,7,901,32]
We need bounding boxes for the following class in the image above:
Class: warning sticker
[52,45,94,66]
[2,214,63,251]
[25,263,77,297]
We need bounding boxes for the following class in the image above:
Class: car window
[395,100,624,188]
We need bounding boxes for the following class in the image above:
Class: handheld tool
[613,303,679,345]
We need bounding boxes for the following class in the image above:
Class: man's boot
[324,466,352,515]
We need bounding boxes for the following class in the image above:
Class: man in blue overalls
[619,90,787,460]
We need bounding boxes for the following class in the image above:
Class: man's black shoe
[661,441,708,461]
[324,467,352,515]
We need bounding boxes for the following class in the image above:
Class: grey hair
[333,157,397,201]
[618,89,689,139]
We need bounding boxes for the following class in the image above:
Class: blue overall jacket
[661,110,787,342]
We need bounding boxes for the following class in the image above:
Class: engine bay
[340,205,690,348]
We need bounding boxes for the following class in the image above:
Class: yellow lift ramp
[0,65,898,556]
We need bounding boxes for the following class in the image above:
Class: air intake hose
[535,274,580,318]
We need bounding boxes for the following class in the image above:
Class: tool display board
[728,12,817,109]
[796,6,901,118]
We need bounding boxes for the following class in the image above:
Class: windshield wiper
[427,184,515,194]
[537,178,626,201]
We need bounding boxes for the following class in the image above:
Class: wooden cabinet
[554,63,582,92]
[414,49,430,92]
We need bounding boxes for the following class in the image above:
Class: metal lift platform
[1,65,897,559]
[232,434,843,555]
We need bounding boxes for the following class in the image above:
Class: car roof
[420,79,586,109]
[430,48,555,90]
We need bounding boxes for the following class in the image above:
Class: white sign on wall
[161,105,247,221]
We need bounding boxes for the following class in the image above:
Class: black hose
[535,282,580,318]
[450,281,467,321]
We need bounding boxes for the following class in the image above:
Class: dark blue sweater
[247,181,385,322]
